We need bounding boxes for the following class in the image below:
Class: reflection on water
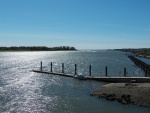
[0,50,150,113]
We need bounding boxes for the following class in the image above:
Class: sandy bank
[91,83,150,108]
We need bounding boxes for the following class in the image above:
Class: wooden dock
[32,60,150,83]
[33,70,74,77]
[33,70,150,83]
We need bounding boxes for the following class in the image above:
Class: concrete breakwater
[128,55,150,76]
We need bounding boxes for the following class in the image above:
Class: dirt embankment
[91,83,150,108]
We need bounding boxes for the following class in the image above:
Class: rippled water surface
[0,50,150,113]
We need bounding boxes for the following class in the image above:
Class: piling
[145,68,147,77]
[75,64,77,75]
[105,66,108,76]
[124,68,126,76]
[89,65,92,76]
[50,62,53,72]
[40,61,42,71]
[62,63,64,73]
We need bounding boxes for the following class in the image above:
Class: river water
[0,50,150,113]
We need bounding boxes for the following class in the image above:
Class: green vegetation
[115,48,150,58]
[0,46,77,51]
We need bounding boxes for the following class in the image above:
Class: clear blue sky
[0,0,150,49]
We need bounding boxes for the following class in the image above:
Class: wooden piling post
[50,62,53,72]
[40,61,42,71]
[145,68,147,77]
[105,66,107,76]
[124,68,126,76]
[62,63,64,73]
[75,64,77,75]
[89,65,92,76]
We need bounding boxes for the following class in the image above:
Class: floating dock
[33,58,150,83]
[33,70,150,83]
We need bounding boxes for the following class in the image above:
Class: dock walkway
[33,70,150,83]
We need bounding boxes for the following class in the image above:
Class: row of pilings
[40,61,128,77]
[128,55,150,77]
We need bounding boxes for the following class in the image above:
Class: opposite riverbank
[115,48,150,59]
[0,46,77,51]
[91,83,150,108]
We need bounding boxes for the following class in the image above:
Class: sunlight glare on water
[0,51,150,113]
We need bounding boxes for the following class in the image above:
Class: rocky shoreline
[91,83,150,108]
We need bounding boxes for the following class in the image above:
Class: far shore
[0,50,77,52]
[115,48,150,59]
[0,46,77,52]
[91,83,150,108]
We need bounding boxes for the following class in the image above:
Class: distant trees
[115,48,150,57]
[0,46,77,51]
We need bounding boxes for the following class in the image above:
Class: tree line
[115,48,150,57]
[0,46,77,51]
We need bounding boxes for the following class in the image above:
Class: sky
[0,0,150,49]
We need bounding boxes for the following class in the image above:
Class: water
[0,50,150,113]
